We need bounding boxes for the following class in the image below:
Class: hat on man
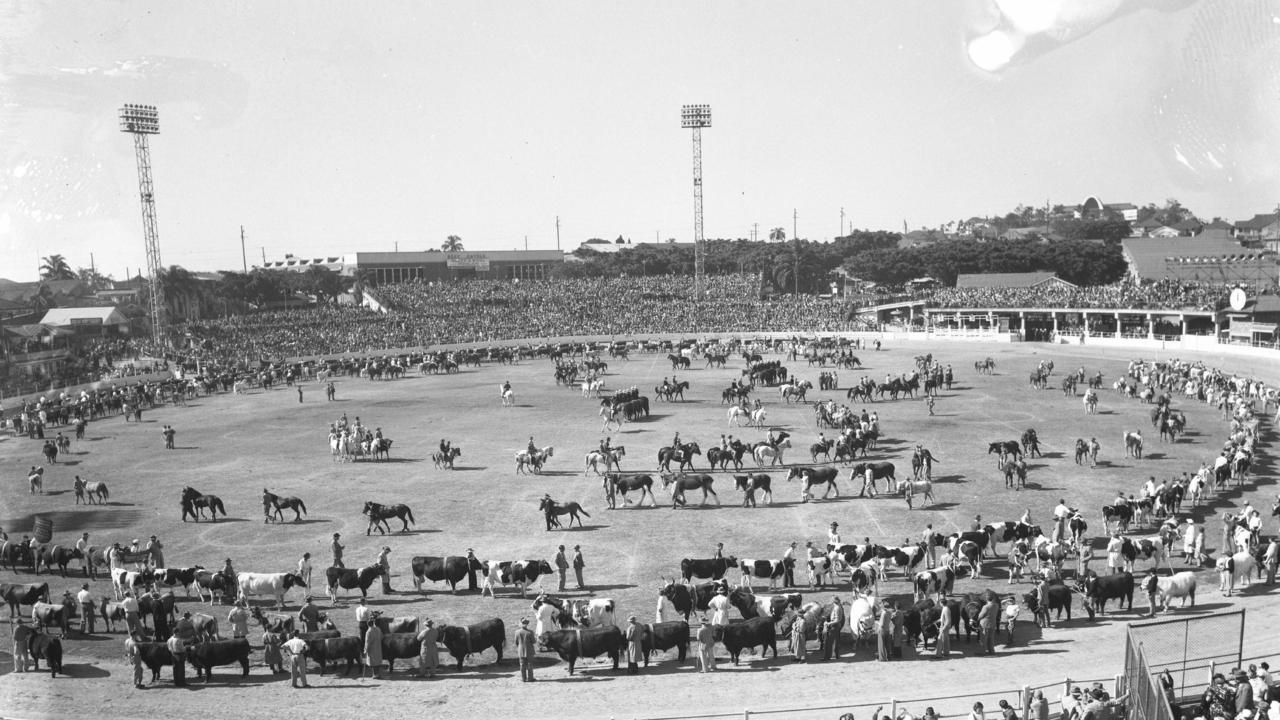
[700,617,710,624]
[574,545,580,550]
[333,533,341,538]
[716,586,727,594]
[628,615,638,623]
[519,618,529,626]
[150,535,157,539]
[831,522,839,527]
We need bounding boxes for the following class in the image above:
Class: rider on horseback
[527,436,538,456]
[503,380,512,394]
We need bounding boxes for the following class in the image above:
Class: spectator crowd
[931,279,1233,313]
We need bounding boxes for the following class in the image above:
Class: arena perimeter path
[1,338,1277,720]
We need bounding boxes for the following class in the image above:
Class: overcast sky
[2,0,1277,281]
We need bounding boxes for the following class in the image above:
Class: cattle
[1121,537,1170,573]
[0,540,35,572]
[727,587,802,621]
[112,569,154,600]
[532,594,577,635]
[26,632,64,676]
[1,582,50,620]
[380,631,424,673]
[850,561,883,594]
[237,572,307,609]
[193,570,234,604]
[411,555,484,593]
[373,616,418,635]
[1142,572,1197,612]
[1079,571,1134,614]
[325,564,384,603]
[885,544,927,577]
[714,616,777,665]
[187,638,252,681]
[251,606,295,634]
[1215,552,1258,596]
[539,625,623,674]
[640,620,689,665]
[573,598,616,628]
[136,591,177,630]
[437,618,506,670]
[189,612,221,641]
[1022,580,1077,626]
[482,559,554,598]
[951,540,983,578]
[830,544,884,570]
[914,567,956,600]
[317,636,364,676]
[35,545,83,578]
[152,566,204,597]
[657,579,725,621]
[31,597,77,637]
[808,555,835,587]
[988,522,1040,557]
[296,628,341,665]
[134,642,175,682]
[901,599,936,648]
[949,530,993,558]
[680,557,738,583]
[736,559,787,589]
[847,594,879,650]
[99,596,129,633]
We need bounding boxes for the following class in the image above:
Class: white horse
[753,438,790,467]
[600,404,623,432]
[727,406,748,427]
[581,379,604,398]
[747,408,768,428]
[502,387,516,407]
[28,467,44,495]
[896,478,936,505]
[515,446,554,475]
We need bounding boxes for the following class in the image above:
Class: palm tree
[441,235,464,252]
[768,228,786,243]
[40,254,77,280]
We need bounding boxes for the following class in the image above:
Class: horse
[501,387,516,407]
[368,438,393,461]
[181,486,227,522]
[1074,439,1089,465]
[362,501,415,535]
[263,489,308,523]
[42,441,58,464]
[809,438,834,463]
[516,446,554,475]
[897,479,936,507]
[83,481,109,504]
[657,443,701,473]
[850,462,896,495]
[539,497,590,530]
[664,381,690,402]
[28,467,44,495]
[585,447,625,476]
[432,446,462,469]
[727,405,749,427]
[974,357,995,374]
[1002,460,1028,489]
[780,380,812,404]
[786,466,839,502]
[1123,431,1144,459]
[987,441,1022,468]
[659,473,720,508]
[753,438,791,467]
[604,473,657,507]
[1021,429,1041,458]
[734,474,773,507]
[667,353,691,370]
[747,408,768,428]
[600,404,624,432]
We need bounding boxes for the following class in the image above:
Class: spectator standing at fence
[998,699,1018,720]
[1029,690,1049,720]
[968,702,987,720]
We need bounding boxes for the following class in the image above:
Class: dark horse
[657,442,701,473]
[987,441,1022,468]
[42,441,58,464]
[604,473,657,508]
[182,486,227,522]
[668,353,691,370]
[363,501,415,535]
[540,497,590,530]
[263,489,309,523]
[659,473,720,508]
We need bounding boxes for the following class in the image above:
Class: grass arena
[2,337,1277,720]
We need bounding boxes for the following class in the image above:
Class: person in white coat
[708,586,731,626]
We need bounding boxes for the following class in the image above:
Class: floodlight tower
[119,103,166,340]
[681,104,711,297]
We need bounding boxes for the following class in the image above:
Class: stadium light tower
[681,104,711,298]
[119,103,166,340]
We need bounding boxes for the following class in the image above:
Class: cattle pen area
[1,339,1277,720]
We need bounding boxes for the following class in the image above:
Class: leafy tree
[303,265,347,304]
[442,235,464,252]
[768,227,786,242]
[40,254,77,280]
[76,267,114,291]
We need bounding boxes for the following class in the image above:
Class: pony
[660,473,720,508]
[780,380,812,404]
[515,446,554,475]
[727,406,749,427]
[41,441,58,464]
[362,501,415,535]
[747,408,768,428]
[897,479,936,507]
[432,446,462,469]
[539,497,590,530]
[181,486,227,522]
[600,404,624,432]
[585,447,626,475]
[28,467,44,495]
[263,489,308,523]
[752,438,791,467]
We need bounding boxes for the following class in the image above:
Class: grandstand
[1121,236,1277,287]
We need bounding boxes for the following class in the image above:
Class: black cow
[640,620,689,665]
[715,616,777,664]
[153,566,204,596]
[411,555,484,593]
[1080,572,1133,616]
[380,631,423,673]
[1023,580,1077,626]
[831,543,885,568]
[680,557,738,582]
[437,618,506,670]
[374,616,418,634]
[325,564,384,603]
[317,636,364,676]
[136,591,177,630]
[27,632,64,676]
[658,579,726,620]
[736,559,787,589]
[2,582,50,619]
[35,545,83,577]
[188,638,252,681]
[902,598,936,648]
[135,642,175,682]
[31,597,76,637]
[950,530,993,558]
[540,625,623,674]
[293,628,341,667]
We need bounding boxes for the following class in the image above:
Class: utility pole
[240,226,248,272]
[753,223,759,242]
[524,235,528,251]
[555,216,561,251]
[90,252,96,278]
[840,207,845,238]
[261,247,266,265]
[793,208,800,295]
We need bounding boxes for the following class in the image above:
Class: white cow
[1143,572,1197,612]
[111,569,150,601]
[847,593,877,650]
[237,572,307,609]
[572,597,616,628]
[1215,552,1257,596]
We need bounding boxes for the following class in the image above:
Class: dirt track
[2,338,1277,720]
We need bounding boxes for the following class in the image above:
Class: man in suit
[823,597,845,661]
[572,545,586,590]
[515,618,536,682]
[554,545,569,591]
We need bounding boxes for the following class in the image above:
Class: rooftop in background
[954,271,1074,289]
[37,306,129,327]
[1120,236,1277,284]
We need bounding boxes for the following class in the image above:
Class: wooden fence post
[892,699,899,720]
[1022,684,1032,720]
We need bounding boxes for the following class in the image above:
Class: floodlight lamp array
[681,104,711,128]
[119,104,160,134]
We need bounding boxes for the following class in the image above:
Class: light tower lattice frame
[119,104,165,340]
[681,104,711,298]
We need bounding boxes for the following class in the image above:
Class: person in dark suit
[515,618,536,682]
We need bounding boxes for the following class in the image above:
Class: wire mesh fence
[1123,610,1244,720]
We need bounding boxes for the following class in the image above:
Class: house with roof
[1077,197,1139,222]
[1172,218,1204,236]
[1235,212,1280,252]
[953,271,1076,290]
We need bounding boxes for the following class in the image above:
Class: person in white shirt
[297,552,312,588]
[75,532,90,577]
[827,522,841,551]
[281,630,311,688]
[355,597,372,640]
[708,586,731,626]
[782,541,797,588]
[1106,533,1125,575]
[76,583,95,633]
